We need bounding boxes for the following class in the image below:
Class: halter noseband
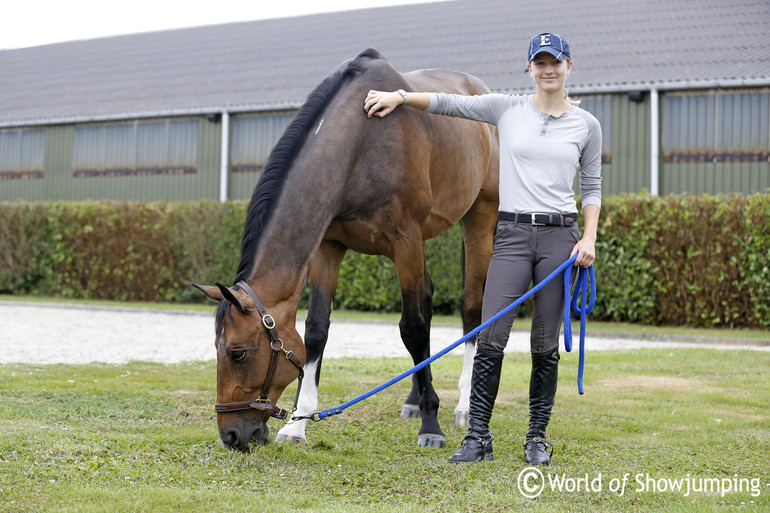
[214,280,304,420]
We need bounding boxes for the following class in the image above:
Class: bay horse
[193,49,499,452]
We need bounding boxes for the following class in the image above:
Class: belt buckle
[530,213,547,226]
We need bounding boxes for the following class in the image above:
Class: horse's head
[192,280,305,451]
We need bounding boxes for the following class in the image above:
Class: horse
[192,48,499,452]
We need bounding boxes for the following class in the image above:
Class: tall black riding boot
[524,350,559,465]
[449,349,504,463]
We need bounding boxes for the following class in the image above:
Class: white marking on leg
[455,340,475,423]
[276,359,320,443]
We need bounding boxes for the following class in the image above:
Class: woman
[364,33,601,465]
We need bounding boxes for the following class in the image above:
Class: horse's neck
[249,173,341,305]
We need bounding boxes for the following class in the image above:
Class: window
[663,89,770,163]
[73,118,198,177]
[230,112,294,174]
[0,128,45,180]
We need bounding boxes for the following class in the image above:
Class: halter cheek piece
[213,280,304,420]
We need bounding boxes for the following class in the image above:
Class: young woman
[364,33,602,465]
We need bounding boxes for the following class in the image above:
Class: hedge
[0,193,767,328]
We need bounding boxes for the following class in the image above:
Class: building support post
[219,110,230,202]
[650,88,659,196]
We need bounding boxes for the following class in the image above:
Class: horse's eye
[229,350,247,363]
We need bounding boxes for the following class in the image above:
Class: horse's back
[404,68,492,97]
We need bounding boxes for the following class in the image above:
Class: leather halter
[214,280,304,420]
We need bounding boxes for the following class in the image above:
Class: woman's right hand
[364,90,402,118]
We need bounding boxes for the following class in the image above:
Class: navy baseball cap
[525,33,571,72]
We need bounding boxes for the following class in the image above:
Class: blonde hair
[564,88,581,106]
[563,58,581,106]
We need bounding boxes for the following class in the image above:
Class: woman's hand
[570,237,596,268]
[364,90,402,118]
[571,204,599,268]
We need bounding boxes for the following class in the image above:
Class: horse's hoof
[454,410,468,426]
[400,404,421,419]
[417,433,446,448]
[275,433,307,444]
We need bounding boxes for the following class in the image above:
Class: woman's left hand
[570,237,596,268]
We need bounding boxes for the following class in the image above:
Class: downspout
[649,88,659,196]
[219,110,230,202]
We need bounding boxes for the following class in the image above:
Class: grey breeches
[477,219,580,356]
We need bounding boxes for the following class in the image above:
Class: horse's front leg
[276,241,346,444]
[395,247,445,448]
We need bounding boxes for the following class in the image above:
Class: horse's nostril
[221,428,240,448]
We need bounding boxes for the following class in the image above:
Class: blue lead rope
[563,262,596,395]
[314,253,594,420]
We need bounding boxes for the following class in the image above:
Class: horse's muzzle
[220,422,270,451]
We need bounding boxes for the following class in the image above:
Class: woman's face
[527,52,572,94]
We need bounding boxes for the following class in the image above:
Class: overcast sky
[1,0,442,50]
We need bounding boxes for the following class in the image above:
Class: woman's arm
[571,204,600,268]
[364,90,431,118]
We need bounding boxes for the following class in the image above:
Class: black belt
[498,212,577,227]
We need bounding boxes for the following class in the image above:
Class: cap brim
[529,48,567,62]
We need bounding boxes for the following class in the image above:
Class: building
[1,0,768,202]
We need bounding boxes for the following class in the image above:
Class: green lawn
[1,348,767,512]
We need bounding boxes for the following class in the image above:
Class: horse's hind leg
[394,242,445,448]
[456,205,496,426]
[276,241,346,444]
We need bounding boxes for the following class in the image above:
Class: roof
[1,0,769,127]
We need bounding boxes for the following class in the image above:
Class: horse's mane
[232,48,383,283]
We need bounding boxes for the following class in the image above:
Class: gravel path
[1,301,766,365]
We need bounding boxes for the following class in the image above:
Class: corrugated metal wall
[608,93,651,194]
[228,112,294,200]
[1,90,768,202]
[0,117,222,202]
[661,88,770,194]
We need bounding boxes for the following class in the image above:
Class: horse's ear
[190,282,223,301]
[190,282,247,313]
[214,282,247,314]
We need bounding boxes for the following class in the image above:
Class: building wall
[660,88,770,194]
[1,90,768,203]
[1,117,222,202]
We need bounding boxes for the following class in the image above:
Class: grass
[1,349,768,512]
[2,294,768,342]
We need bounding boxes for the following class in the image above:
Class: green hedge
[594,193,769,328]
[1,194,767,328]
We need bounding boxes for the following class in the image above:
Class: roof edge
[3,77,770,129]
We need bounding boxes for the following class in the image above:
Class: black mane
[232,48,383,283]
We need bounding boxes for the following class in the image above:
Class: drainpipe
[219,110,230,202]
[649,88,659,196]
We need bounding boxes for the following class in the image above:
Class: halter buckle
[262,313,276,330]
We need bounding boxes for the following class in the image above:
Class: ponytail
[564,88,581,106]
[563,57,580,106]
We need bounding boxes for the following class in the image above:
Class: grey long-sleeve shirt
[427,93,602,214]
